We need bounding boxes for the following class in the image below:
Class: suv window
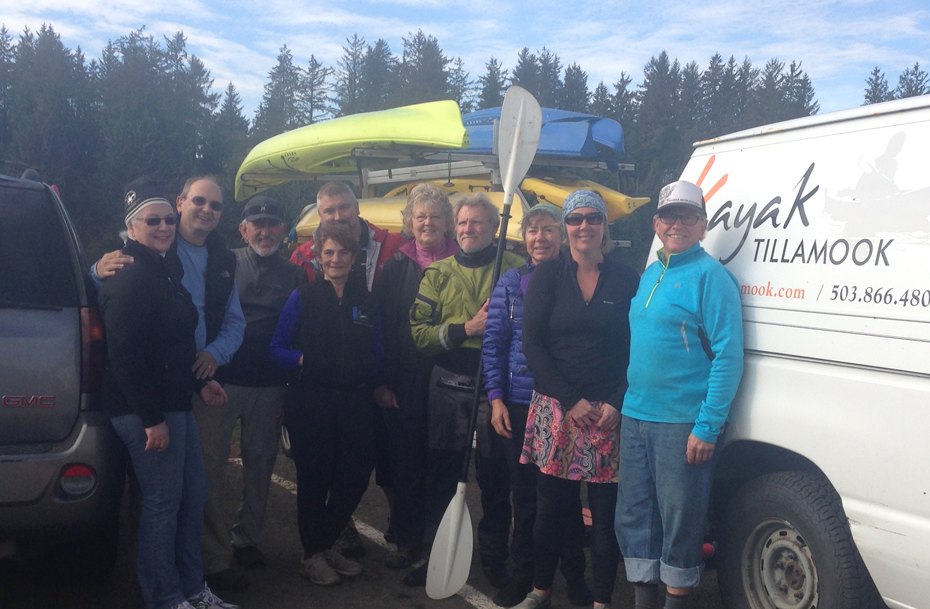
[0,183,79,308]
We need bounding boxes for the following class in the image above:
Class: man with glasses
[93,176,248,592]
[614,180,743,609]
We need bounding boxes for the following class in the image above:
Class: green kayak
[235,100,469,200]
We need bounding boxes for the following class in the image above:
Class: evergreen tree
[589,81,612,117]
[448,57,474,112]
[252,45,303,139]
[864,67,890,105]
[0,26,14,163]
[203,82,250,184]
[678,61,703,145]
[783,60,819,117]
[300,54,333,124]
[536,47,562,107]
[755,58,787,123]
[893,62,929,99]
[477,57,507,109]
[394,31,449,106]
[734,56,759,130]
[359,39,395,112]
[334,34,365,116]
[559,62,589,112]
[611,72,635,127]
[510,48,538,98]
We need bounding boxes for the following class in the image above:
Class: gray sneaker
[188,586,239,609]
[300,552,341,586]
[514,590,552,609]
[324,548,363,576]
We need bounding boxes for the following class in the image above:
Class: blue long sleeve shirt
[623,242,744,443]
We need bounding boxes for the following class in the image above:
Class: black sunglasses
[564,212,605,226]
[189,195,224,212]
[140,215,178,226]
[656,211,704,226]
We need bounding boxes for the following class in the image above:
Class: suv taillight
[80,307,106,394]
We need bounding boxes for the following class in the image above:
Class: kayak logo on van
[703,156,893,267]
[2,395,55,408]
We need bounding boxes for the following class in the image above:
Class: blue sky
[4,0,928,119]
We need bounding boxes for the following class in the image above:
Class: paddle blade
[498,86,542,198]
[426,481,473,599]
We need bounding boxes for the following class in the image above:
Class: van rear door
[0,181,82,445]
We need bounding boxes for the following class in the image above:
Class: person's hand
[596,403,620,431]
[490,398,512,438]
[193,350,218,380]
[567,398,600,428]
[464,300,490,337]
[686,433,715,465]
[97,250,134,279]
[374,386,398,409]
[144,421,169,452]
[200,380,228,407]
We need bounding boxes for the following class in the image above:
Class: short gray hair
[316,181,357,205]
[401,183,455,239]
[453,193,500,235]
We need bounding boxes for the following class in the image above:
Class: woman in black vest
[269,223,393,586]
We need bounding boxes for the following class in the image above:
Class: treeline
[863,63,929,104]
[0,23,834,263]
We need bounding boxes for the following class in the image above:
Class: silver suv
[0,172,125,581]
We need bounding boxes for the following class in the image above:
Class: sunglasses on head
[656,210,704,226]
[139,214,178,226]
[564,212,605,226]
[189,195,224,212]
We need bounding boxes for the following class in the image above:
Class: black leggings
[534,473,620,604]
[287,386,375,558]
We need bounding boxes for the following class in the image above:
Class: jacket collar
[656,242,704,267]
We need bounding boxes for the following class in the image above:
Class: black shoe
[482,561,512,590]
[233,546,268,569]
[403,562,428,587]
[492,577,533,607]
[567,580,594,606]
[335,525,366,558]
[385,545,420,569]
[204,568,249,592]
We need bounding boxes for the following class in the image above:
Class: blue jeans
[614,416,723,589]
[111,411,209,609]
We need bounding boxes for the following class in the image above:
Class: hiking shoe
[567,579,594,605]
[483,560,512,589]
[300,552,341,586]
[188,586,239,609]
[385,545,420,569]
[492,578,533,607]
[335,524,365,558]
[203,568,248,592]
[403,562,428,587]
[324,548,363,576]
[513,590,552,609]
[233,545,268,569]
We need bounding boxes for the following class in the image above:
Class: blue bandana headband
[562,190,607,221]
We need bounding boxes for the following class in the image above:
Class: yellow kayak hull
[235,101,469,201]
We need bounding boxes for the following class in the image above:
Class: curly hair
[401,183,455,239]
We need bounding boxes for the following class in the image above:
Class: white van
[675,95,930,609]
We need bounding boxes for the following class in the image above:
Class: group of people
[94,172,743,609]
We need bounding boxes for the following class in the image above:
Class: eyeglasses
[188,195,224,212]
[656,211,704,226]
[139,215,178,226]
[564,212,605,226]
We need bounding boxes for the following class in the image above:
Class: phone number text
[829,285,930,307]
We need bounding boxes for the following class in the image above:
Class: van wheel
[718,471,883,609]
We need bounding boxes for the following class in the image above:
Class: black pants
[382,369,431,550]
[535,474,620,604]
[286,386,375,558]
[505,402,586,585]
[423,442,512,569]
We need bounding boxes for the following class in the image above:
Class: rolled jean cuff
[659,559,703,589]
[623,557,660,584]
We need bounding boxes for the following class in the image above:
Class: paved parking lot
[0,445,726,609]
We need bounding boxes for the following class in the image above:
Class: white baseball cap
[657,180,706,214]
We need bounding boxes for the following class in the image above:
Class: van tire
[718,471,884,609]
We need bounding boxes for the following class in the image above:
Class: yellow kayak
[294,192,528,243]
[235,101,469,201]
[384,178,650,222]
